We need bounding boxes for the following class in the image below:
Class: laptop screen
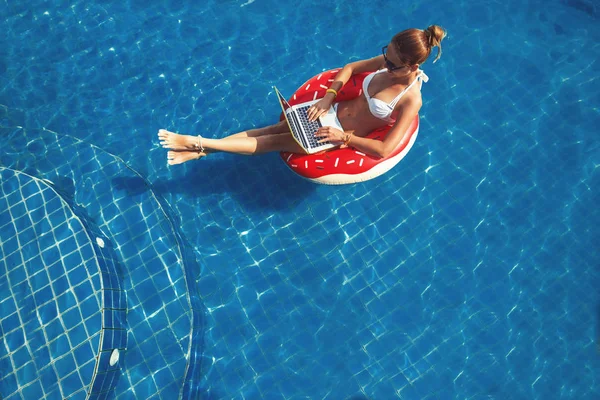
[276,89,292,112]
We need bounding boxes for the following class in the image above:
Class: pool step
[0,126,204,399]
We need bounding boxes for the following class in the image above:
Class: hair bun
[425,25,446,62]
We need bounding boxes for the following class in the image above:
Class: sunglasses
[382,45,408,71]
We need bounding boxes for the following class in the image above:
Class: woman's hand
[307,97,334,121]
[314,126,349,146]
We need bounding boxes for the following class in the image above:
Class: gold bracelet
[326,88,338,98]
[343,132,352,146]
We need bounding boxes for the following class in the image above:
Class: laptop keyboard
[296,105,329,148]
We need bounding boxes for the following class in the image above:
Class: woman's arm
[308,56,384,121]
[328,56,385,94]
[315,95,422,159]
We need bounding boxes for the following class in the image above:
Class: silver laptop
[274,87,343,154]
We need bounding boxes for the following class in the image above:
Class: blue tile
[21,379,44,398]
[162,345,185,365]
[91,273,102,292]
[57,290,77,313]
[15,361,37,387]
[6,329,25,351]
[138,337,160,360]
[55,354,77,377]
[141,294,162,316]
[1,312,20,333]
[7,265,27,285]
[132,375,158,399]
[60,302,82,328]
[86,325,101,352]
[79,243,95,263]
[73,342,95,367]
[32,347,51,369]
[0,356,12,380]
[12,213,28,231]
[42,247,62,273]
[45,318,63,339]
[58,238,78,260]
[84,313,102,337]
[61,370,84,398]
[21,181,41,198]
[80,359,96,384]
[101,329,115,349]
[165,299,186,321]
[73,281,94,303]
[80,296,100,319]
[68,323,88,348]
[67,264,89,286]
[153,367,174,389]
[33,285,54,307]
[0,298,17,316]
[100,272,120,290]
[48,334,70,359]
[20,235,39,258]
[37,232,56,254]
[12,345,30,368]
[134,278,156,302]
[1,371,18,394]
[29,207,48,230]
[0,210,11,228]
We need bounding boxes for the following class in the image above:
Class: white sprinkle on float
[346,160,355,165]
[286,154,293,162]
[354,151,366,156]
[305,84,311,91]
[305,160,308,169]
[359,159,364,167]
[334,158,339,167]
[317,74,323,80]
[315,159,324,163]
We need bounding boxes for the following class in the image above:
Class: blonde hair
[391,25,447,65]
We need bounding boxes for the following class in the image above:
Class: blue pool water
[1,0,599,399]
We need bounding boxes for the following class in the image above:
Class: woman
[158,25,446,165]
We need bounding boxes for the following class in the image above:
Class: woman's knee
[265,120,288,135]
[244,120,287,138]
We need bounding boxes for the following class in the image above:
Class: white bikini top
[362,69,429,123]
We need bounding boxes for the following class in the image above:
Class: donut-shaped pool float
[279,69,420,185]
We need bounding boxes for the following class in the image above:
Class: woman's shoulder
[393,84,422,111]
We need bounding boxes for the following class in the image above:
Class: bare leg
[158,120,288,151]
[223,120,288,139]
[166,133,303,165]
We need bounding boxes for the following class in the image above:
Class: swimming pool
[1,0,598,399]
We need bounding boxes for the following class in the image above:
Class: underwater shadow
[113,154,317,213]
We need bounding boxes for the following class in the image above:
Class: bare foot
[167,150,206,165]
[158,129,202,151]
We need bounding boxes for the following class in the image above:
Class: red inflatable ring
[279,69,420,185]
